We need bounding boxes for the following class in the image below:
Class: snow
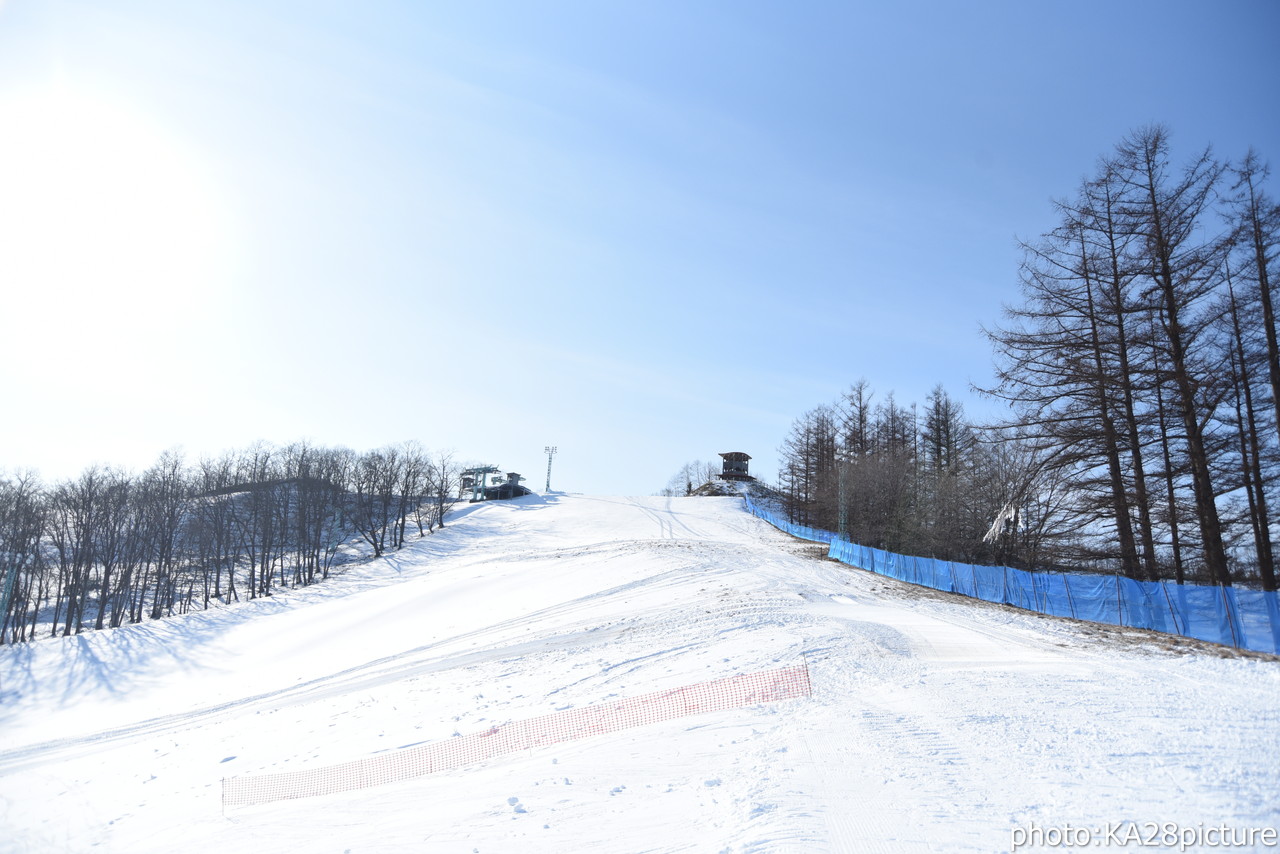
[2,494,1278,852]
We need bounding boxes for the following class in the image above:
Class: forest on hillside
[0,442,461,644]
[773,127,1279,590]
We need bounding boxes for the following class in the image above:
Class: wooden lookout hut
[718,452,754,482]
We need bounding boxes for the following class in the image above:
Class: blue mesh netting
[743,496,1280,655]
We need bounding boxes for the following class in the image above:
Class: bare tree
[0,471,46,644]
[1227,151,1280,437]
[659,460,720,496]
[427,451,460,532]
[1113,125,1231,585]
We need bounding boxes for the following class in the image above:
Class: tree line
[658,460,722,497]
[0,441,461,644]
[776,126,1278,590]
[776,382,1039,567]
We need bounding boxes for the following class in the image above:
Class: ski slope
[1,494,1277,853]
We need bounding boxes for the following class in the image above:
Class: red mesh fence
[222,662,811,809]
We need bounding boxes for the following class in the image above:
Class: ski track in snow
[0,493,1277,853]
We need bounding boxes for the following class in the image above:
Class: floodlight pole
[544,445,557,493]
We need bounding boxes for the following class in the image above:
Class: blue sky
[1,0,1277,494]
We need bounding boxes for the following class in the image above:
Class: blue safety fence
[742,495,1280,655]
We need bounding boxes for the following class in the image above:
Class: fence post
[1265,591,1280,655]
[1220,584,1241,649]
[1157,579,1183,636]
[1115,573,1124,626]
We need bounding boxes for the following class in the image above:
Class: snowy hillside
[2,494,1277,853]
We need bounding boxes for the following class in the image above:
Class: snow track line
[795,658,940,853]
[0,550,781,774]
[0,625,625,774]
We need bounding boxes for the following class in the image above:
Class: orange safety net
[222,662,811,809]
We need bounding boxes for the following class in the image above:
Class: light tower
[544,445,557,493]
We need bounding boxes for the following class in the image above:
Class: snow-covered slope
[2,494,1277,852]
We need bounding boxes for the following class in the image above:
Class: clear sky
[1,0,1277,495]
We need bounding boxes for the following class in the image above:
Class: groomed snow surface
[2,494,1278,853]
